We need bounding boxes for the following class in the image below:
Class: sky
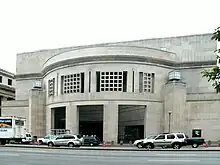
[0,0,219,74]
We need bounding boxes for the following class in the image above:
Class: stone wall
[15,79,39,100]
[110,33,215,62]
[186,93,220,141]
[181,67,214,93]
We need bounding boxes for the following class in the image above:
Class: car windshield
[147,135,157,139]
[77,135,82,139]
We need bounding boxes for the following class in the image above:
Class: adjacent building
[0,68,15,116]
[1,33,220,143]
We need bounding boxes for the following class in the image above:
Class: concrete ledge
[1,145,220,152]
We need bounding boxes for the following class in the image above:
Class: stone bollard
[120,140,123,145]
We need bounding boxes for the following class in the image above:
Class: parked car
[141,132,187,149]
[47,134,82,147]
[186,135,205,148]
[82,136,101,146]
[133,135,157,148]
[37,135,58,145]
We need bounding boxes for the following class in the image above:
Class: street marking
[155,153,198,156]
[17,150,47,153]
[0,153,20,156]
[148,159,200,162]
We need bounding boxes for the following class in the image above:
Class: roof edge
[0,68,15,77]
[17,32,213,55]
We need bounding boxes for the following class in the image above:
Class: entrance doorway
[78,105,103,141]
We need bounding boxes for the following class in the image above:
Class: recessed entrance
[52,106,66,129]
[78,105,103,141]
[118,105,145,143]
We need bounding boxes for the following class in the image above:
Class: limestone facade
[2,33,220,142]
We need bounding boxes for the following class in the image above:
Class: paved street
[5,143,220,150]
[0,147,220,165]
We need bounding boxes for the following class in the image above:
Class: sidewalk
[3,144,220,151]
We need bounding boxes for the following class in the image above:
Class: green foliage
[201,27,220,93]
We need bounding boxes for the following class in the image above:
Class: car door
[63,135,76,145]
[54,136,65,146]
[165,134,175,146]
[83,137,90,145]
[153,134,166,147]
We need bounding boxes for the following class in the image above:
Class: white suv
[142,133,187,149]
[47,134,82,147]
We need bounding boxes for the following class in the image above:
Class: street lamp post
[168,111,172,133]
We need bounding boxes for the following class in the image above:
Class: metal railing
[50,129,70,135]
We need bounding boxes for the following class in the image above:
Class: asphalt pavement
[5,143,220,151]
[0,146,220,165]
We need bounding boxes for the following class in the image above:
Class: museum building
[1,33,220,143]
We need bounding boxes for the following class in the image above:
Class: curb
[1,145,220,152]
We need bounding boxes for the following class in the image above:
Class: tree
[201,27,220,93]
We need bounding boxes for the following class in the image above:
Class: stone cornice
[15,55,216,79]
[0,84,15,93]
[0,68,15,79]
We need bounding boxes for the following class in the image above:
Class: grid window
[48,78,55,96]
[100,72,123,92]
[62,74,82,94]
[143,73,154,93]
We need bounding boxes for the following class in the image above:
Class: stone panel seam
[46,100,162,106]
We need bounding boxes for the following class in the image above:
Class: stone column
[134,70,139,93]
[163,81,187,133]
[91,70,96,93]
[103,103,118,144]
[144,105,147,137]
[84,71,89,93]
[144,103,163,137]
[127,69,133,92]
[46,107,52,135]
[29,89,46,137]
[66,103,79,134]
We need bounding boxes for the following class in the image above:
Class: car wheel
[192,143,199,148]
[173,143,181,149]
[137,143,142,149]
[145,143,154,150]
[68,143,75,147]
[48,142,53,147]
